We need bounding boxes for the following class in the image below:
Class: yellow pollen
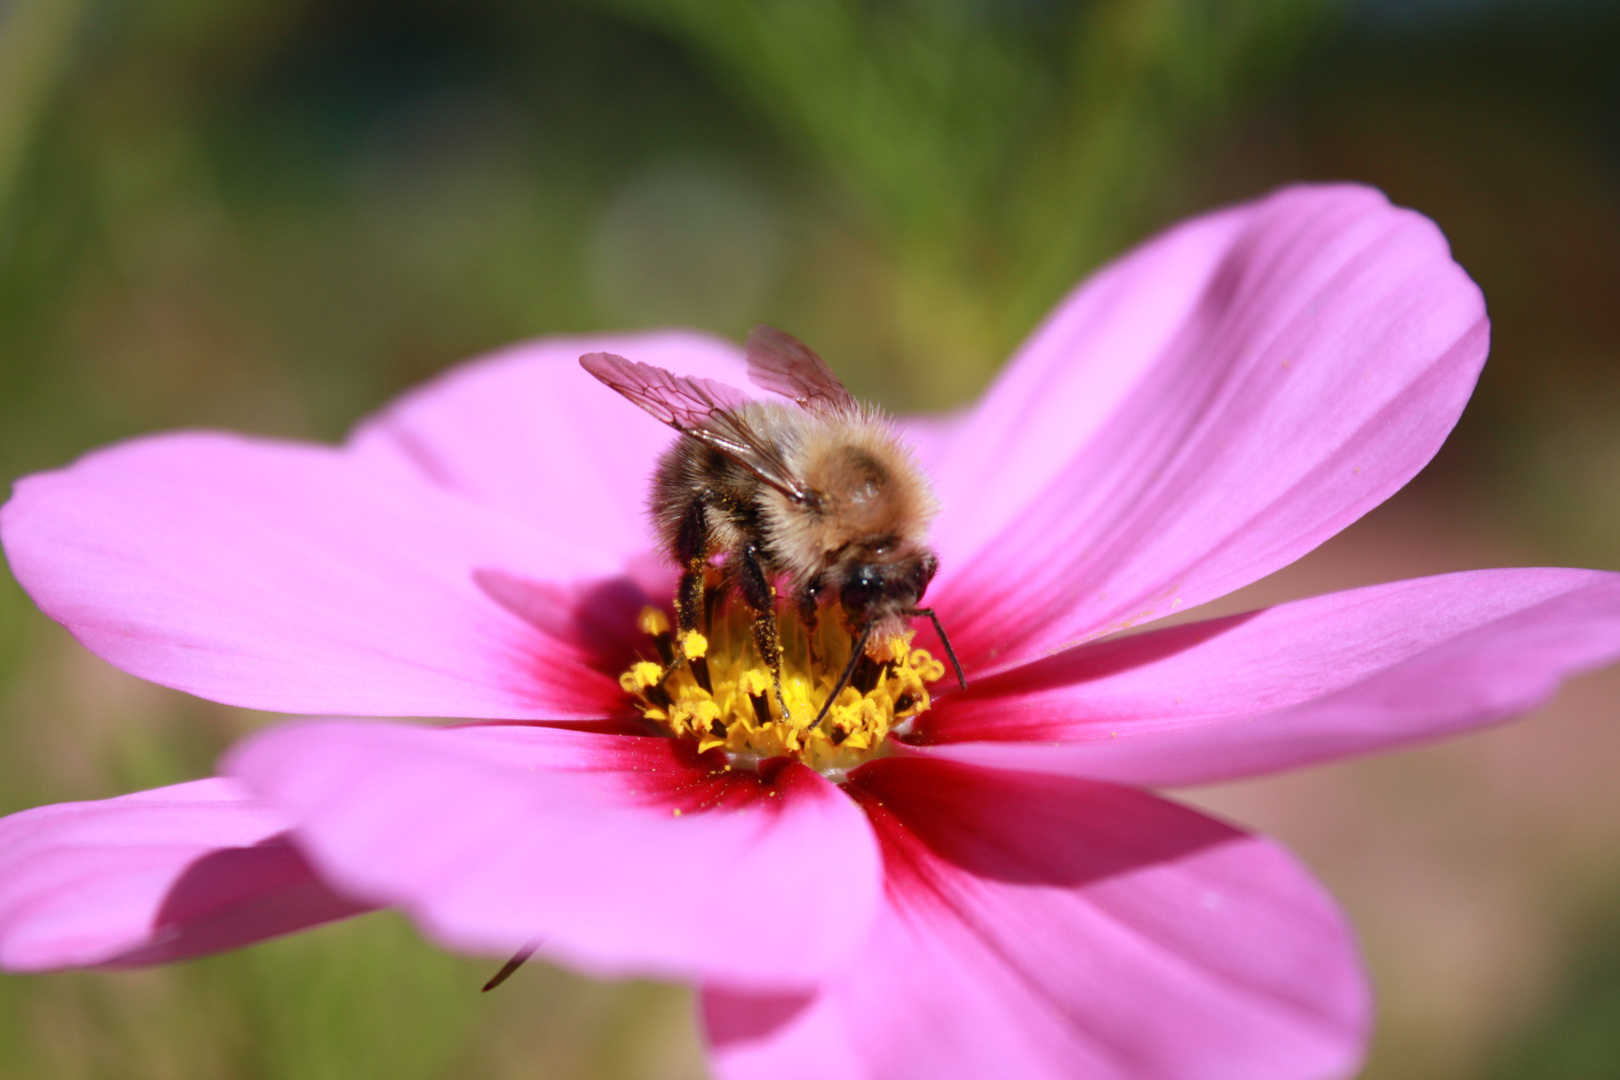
[677,630,709,660]
[736,668,771,698]
[638,607,671,637]
[622,605,947,775]
[619,661,665,695]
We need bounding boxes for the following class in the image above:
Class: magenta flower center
[619,604,946,775]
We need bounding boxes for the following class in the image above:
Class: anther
[703,586,723,634]
[851,652,881,695]
[623,601,946,771]
[676,629,714,693]
[636,608,677,666]
[689,656,713,694]
[637,607,672,637]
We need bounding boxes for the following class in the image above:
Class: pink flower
[3,184,1618,1079]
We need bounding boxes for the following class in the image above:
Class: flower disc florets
[619,605,945,775]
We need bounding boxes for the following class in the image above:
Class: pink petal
[911,568,1620,788]
[0,778,371,972]
[705,758,1368,1080]
[891,407,971,480]
[1,432,653,718]
[226,721,881,987]
[927,185,1489,674]
[349,330,748,540]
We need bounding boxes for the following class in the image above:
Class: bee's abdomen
[649,437,771,563]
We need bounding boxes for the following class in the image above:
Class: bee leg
[908,607,967,689]
[810,622,872,731]
[668,568,712,693]
[738,541,790,721]
[751,614,788,723]
[667,499,712,693]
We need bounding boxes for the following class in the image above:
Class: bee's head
[837,546,938,628]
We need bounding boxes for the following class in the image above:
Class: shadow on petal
[850,758,1239,889]
[108,835,374,967]
[706,987,818,1046]
[707,758,1367,1080]
[474,567,660,679]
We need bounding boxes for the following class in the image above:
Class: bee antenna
[909,608,966,689]
[809,622,872,731]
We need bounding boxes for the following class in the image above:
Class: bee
[580,326,964,728]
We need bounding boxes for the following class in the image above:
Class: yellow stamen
[677,630,708,660]
[638,607,671,637]
[619,661,664,695]
[621,606,947,775]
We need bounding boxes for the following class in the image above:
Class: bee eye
[841,566,883,614]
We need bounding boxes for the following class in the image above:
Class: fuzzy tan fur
[649,399,938,640]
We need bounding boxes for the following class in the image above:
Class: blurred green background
[1,0,1618,1077]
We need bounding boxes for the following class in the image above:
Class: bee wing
[580,351,812,503]
[744,325,859,415]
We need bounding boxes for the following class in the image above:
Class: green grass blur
[1,1,1617,1077]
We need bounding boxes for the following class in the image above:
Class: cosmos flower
[3,184,1619,1080]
